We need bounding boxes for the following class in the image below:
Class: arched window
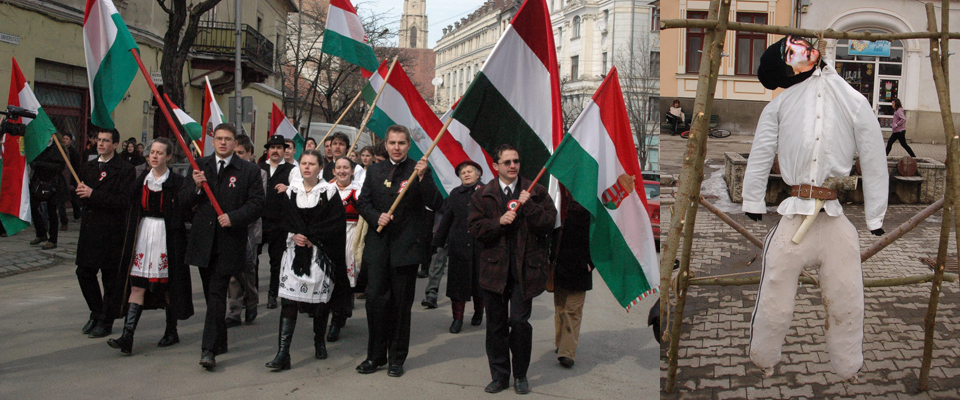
[410,27,418,48]
[572,16,581,38]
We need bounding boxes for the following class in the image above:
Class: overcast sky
[357,0,488,48]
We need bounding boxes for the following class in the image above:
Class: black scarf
[280,185,347,277]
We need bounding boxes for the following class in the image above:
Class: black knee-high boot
[314,306,329,360]
[157,307,179,347]
[266,316,296,370]
[107,303,142,355]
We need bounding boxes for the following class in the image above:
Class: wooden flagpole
[129,49,223,215]
[51,134,81,185]
[376,116,455,233]
[347,56,400,158]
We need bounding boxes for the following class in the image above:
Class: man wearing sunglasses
[469,144,557,395]
[742,35,888,381]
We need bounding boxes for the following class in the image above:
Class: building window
[651,51,660,78]
[410,27,418,48]
[652,5,660,31]
[735,13,768,75]
[572,16,581,39]
[602,52,608,74]
[603,9,610,29]
[557,27,563,45]
[685,11,707,73]
[571,56,579,80]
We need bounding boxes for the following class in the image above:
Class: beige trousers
[554,287,586,360]
[749,213,864,380]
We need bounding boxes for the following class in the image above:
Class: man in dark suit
[355,125,441,377]
[181,123,264,369]
[75,127,137,338]
[258,135,294,309]
[468,144,556,395]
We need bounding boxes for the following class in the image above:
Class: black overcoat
[356,157,442,268]
[181,154,264,275]
[553,201,593,292]
[259,161,294,232]
[433,183,482,301]
[117,170,194,319]
[468,177,556,300]
[76,153,136,269]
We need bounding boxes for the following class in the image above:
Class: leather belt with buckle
[790,184,838,200]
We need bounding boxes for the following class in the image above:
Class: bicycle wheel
[710,129,732,138]
[680,130,691,139]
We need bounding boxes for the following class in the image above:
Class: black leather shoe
[315,342,328,360]
[484,380,509,393]
[514,378,530,394]
[157,330,179,347]
[558,357,575,368]
[449,319,463,334]
[225,318,242,328]
[421,297,438,309]
[387,364,404,377]
[267,296,278,309]
[245,308,257,325]
[417,270,429,278]
[471,313,483,326]
[82,318,97,334]
[326,325,341,342]
[88,323,113,338]
[356,359,384,374]
[199,350,216,370]
[29,237,45,245]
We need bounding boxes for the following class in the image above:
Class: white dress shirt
[498,178,518,196]
[741,60,888,230]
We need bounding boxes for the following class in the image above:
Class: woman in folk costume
[432,161,485,334]
[266,150,347,371]
[742,36,887,380]
[322,157,364,342]
[107,138,194,355]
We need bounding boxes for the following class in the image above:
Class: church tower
[399,0,428,49]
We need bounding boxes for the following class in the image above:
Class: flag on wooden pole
[546,68,659,311]
[270,104,304,159]
[201,76,225,157]
[363,61,482,196]
[163,94,202,142]
[83,0,140,129]
[0,58,58,235]
[322,0,380,75]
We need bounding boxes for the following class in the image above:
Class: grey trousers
[423,247,449,301]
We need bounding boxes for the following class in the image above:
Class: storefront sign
[0,33,20,45]
[849,40,891,57]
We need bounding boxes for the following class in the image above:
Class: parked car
[643,179,660,250]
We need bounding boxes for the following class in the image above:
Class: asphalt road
[0,255,657,399]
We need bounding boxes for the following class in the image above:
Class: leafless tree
[615,30,659,171]
[156,0,223,107]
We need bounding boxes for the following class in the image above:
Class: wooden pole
[919,2,957,391]
[319,88,365,148]
[376,117,455,233]
[51,134,81,185]
[347,56,400,159]
[698,196,764,249]
[660,19,960,40]
[130,49,223,215]
[664,0,731,393]
[860,198,944,262]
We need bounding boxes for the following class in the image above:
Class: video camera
[0,106,38,136]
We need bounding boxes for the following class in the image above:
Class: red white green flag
[363,61,482,196]
[0,58,57,235]
[322,0,380,75]
[546,68,659,311]
[270,104,305,159]
[201,76,225,157]
[163,94,202,143]
[83,0,140,129]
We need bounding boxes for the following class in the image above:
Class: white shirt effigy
[741,61,888,230]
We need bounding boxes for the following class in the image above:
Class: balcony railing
[194,21,275,74]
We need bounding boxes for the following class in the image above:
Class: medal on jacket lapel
[228,176,237,188]
[397,180,408,193]
[384,179,391,188]
[99,171,107,181]
[507,199,520,211]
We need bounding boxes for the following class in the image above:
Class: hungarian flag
[270,103,304,159]
[546,68,659,311]
[448,0,562,179]
[83,0,139,130]
[201,76,225,157]
[163,94,201,142]
[364,61,483,196]
[0,58,57,235]
[322,0,380,75]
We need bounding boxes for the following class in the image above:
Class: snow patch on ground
[700,162,777,215]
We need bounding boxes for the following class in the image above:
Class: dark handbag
[35,181,56,201]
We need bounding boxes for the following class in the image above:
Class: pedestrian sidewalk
[0,220,78,277]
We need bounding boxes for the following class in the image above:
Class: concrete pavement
[0,222,656,399]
